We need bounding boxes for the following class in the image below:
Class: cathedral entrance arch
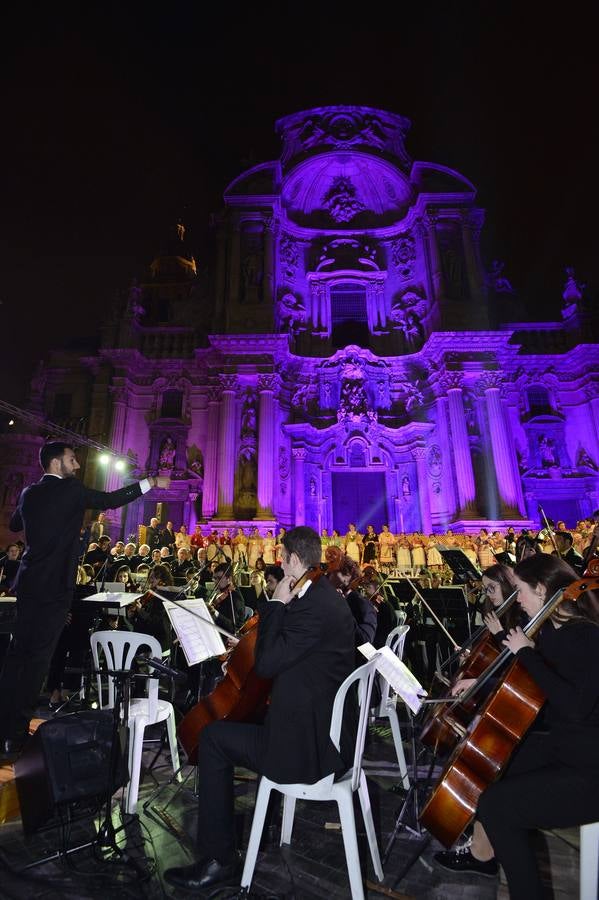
[331,471,388,533]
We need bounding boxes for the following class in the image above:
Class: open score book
[358,642,427,714]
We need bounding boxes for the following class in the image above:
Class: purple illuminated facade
[3,105,599,541]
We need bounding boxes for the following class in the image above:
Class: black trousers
[0,593,70,741]
[478,731,599,900]
[196,720,268,860]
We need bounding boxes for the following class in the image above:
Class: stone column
[481,374,521,514]
[216,375,237,518]
[443,375,477,515]
[202,386,221,518]
[256,374,277,517]
[292,447,307,526]
[412,447,432,533]
[424,212,443,302]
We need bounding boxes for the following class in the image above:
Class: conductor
[0,441,169,759]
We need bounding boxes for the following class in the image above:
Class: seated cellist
[434,554,599,900]
[164,527,357,894]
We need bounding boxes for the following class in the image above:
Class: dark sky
[2,5,597,402]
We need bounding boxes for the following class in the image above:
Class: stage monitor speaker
[15,710,128,834]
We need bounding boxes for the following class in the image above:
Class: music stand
[435,546,481,583]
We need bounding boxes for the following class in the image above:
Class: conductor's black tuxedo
[195,573,357,860]
[0,474,143,743]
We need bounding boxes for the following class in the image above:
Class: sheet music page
[163,598,226,666]
[358,642,427,714]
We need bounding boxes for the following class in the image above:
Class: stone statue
[539,435,557,467]
[486,259,514,294]
[241,394,257,437]
[159,436,176,470]
[562,267,585,310]
[401,313,424,353]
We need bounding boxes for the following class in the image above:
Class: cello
[419,587,520,753]
[177,565,323,765]
[419,565,599,848]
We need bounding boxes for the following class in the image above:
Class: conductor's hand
[483,611,502,634]
[503,627,534,655]
[154,475,170,489]
[271,575,295,605]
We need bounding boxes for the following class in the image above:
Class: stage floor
[0,705,582,899]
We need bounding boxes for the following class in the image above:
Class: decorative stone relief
[322,176,365,223]
[427,445,443,478]
[279,446,290,480]
[391,234,416,278]
[280,234,299,280]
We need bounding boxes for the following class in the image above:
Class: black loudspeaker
[15,710,128,834]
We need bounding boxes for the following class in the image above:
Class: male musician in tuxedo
[145,516,161,550]
[164,526,357,893]
[159,520,176,551]
[0,441,169,758]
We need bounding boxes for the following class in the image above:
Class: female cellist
[434,554,599,900]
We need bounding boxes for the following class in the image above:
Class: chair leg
[280,794,297,845]
[165,710,182,783]
[336,790,365,900]
[124,719,145,815]
[386,703,410,790]
[580,822,599,900]
[240,781,272,889]
[357,770,384,881]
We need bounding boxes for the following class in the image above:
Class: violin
[288,566,323,599]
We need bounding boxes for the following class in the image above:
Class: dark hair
[281,526,322,569]
[482,563,520,631]
[115,565,132,581]
[98,535,111,546]
[148,564,173,587]
[39,441,74,471]
[556,531,574,547]
[255,557,266,571]
[514,553,599,624]
[265,564,284,583]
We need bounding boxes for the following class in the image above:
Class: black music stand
[436,546,481,584]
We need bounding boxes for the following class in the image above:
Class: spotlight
[98,454,110,465]
[114,459,126,472]
[8,419,14,426]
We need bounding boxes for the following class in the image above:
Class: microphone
[135,653,187,683]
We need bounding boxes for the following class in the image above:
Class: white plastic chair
[580,821,599,899]
[241,657,384,900]
[367,624,410,790]
[90,630,181,814]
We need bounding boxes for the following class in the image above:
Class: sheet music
[163,598,226,666]
[358,642,427,714]
[81,591,141,608]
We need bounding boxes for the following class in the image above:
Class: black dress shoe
[164,852,242,892]
[433,839,498,878]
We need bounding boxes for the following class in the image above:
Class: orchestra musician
[434,554,599,900]
[0,441,169,760]
[164,526,357,894]
[327,555,377,656]
[207,562,245,635]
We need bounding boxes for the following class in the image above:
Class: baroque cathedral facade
[2,105,599,542]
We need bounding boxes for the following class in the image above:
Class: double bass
[419,565,599,848]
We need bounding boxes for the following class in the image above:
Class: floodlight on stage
[98,454,110,465]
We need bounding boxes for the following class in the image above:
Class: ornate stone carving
[396,377,425,413]
[278,107,411,167]
[391,234,416,278]
[440,372,464,392]
[207,384,222,403]
[240,391,257,439]
[337,355,377,428]
[219,374,238,392]
[427,445,443,478]
[292,447,307,461]
[277,292,307,332]
[477,371,505,394]
[280,234,299,280]
[562,266,586,316]
[322,176,365,223]
[411,446,427,461]
[258,374,278,392]
[279,446,290,480]
[158,435,176,470]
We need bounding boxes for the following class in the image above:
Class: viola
[178,612,272,764]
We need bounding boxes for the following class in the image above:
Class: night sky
[2,5,597,404]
